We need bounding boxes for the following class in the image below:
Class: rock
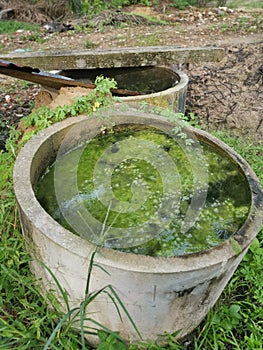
[49,86,93,109]
[219,7,228,12]
[33,91,53,110]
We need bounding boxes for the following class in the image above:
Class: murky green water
[36,125,251,256]
[59,66,179,94]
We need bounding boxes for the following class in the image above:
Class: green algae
[36,125,251,256]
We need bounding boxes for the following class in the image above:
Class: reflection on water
[59,66,179,94]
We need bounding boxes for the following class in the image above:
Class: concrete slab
[1,46,225,70]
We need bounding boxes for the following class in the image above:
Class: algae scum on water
[36,125,251,256]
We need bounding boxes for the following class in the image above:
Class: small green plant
[169,0,194,10]
[128,331,183,349]
[169,0,213,10]
[4,76,117,158]
[0,79,32,95]
[27,32,45,43]
[20,75,117,144]
[135,32,161,46]
[97,330,128,350]
[85,39,97,48]
[75,23,89,32]
[220,22,229,32]
[219,15,261,33]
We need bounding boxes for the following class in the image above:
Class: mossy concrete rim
[13,111,263,273]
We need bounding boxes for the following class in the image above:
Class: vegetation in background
[0,20,44,46]
[0,1,262,31]
[77,0,227,14]
[228,0,263,9]
[76,0,263,14]
[0,20,39,34]
[4,0,261,22]
[81,0,141,15]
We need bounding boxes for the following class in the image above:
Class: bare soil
[0,3,262,149]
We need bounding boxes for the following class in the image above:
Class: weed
[27,32,45,43]
[20,75,117,143]
[134,32,162,46]
[85,39,97,48]
[42,250,141,349]
[0,79,32,95]
[220,15,262,33]
[97,330,127,350]
[0,20,40,34]
[130,331,184,349]
[169,0,194,10]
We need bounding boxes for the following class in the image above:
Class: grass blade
[43,307,79,350]
[79,300,86,350]
[85,250,97,296]
[39,261,71,315]
[107,285,142,340]
[83,317,126,343]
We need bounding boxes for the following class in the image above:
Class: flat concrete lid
[2,46,225,70]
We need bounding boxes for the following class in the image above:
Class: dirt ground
[0,3,262,148]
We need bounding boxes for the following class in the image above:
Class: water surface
[36,125,250,256]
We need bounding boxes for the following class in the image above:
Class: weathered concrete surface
[120,69,188,113]
[1,46,224,70]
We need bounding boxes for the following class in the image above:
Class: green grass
[227,0,263,8]
[0,20,40,34]
[0,99,263,350]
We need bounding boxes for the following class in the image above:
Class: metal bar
[0,65,143,96]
